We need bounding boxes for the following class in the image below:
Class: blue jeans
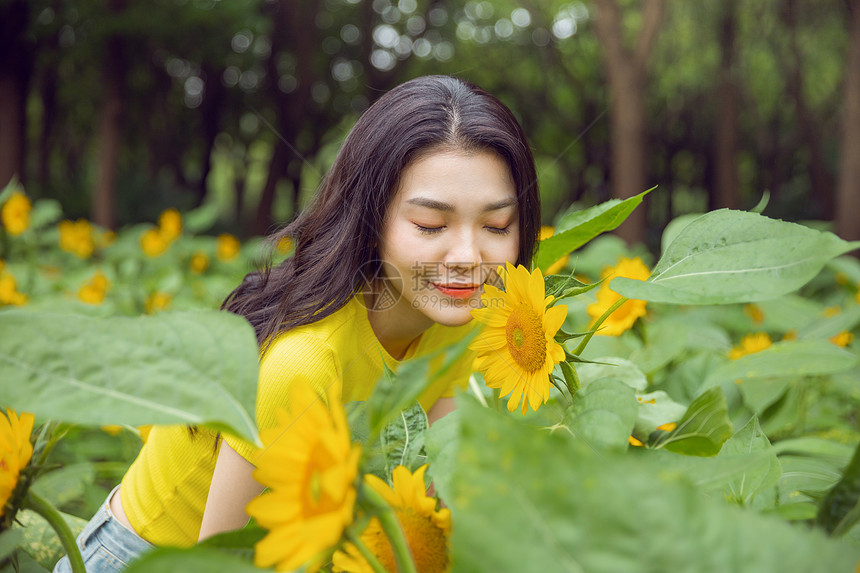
[52,486,152,573]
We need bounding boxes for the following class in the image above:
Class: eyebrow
[404,197,518,212]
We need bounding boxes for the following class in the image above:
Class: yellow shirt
[120,294,477,547]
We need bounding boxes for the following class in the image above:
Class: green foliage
[612,210,860,304]
[443,398,860,573]
[0,310,260,444]
[535,189,653,272]
[651,387,734,456]
[817,440,860,536]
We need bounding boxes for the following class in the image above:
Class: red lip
[432,284,480,299]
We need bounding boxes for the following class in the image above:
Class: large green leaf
[448,399,860,572]
[651,387,733,456]
[720,416,781,507]
[534,189,652,272]
[703,340,858,390]
[611,210,860,304]
[817,439,860,536]
[12,509,87,570]
[122,546,262,573]
[562,379,637,452]
[0,310,260,445]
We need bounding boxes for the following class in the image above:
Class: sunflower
[728,332,772,360]
[157,208,182,243]
[586,257,651,336]
[59,219,95,258]
[1,409,35,520]
[332,465,451,573]
[1,192,32,236]
[216,233,241,261]
[469,262,567,414]
[247,379,361,572]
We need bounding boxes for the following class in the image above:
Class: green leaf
[611,209,860,304]
[632,390,687,436]
[817,439,860,536]
[12,509,87,570]
[562,379,637,452]
[30,463,96,509]
[703,340,858,391]
[535,189,652,272]
[652,387,733,456]
[719,416,781,507]
[447,398,859,573]
[381,402,429,481]
[423,407,461,503]
[122,546,262,573]
[576,357,648,391]
[0,528,24,561]
[543,272,600,300]
[0,310,261,445]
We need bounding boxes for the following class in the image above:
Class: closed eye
[486,226,512,235]
[415,224,445,235]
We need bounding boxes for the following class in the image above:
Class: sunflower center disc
[505,304,546,373]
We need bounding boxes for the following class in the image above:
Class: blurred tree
[713,0,740,211]
[0,0,35,189]
[837,0,860,242]
[592,0,664,245]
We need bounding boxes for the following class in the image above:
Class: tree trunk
[781,0,834,219]
[836,1,860,241]
[713,0,740,211]
[0,0,32,189]
[91,5,126,229]
[195,64,225,208]
[592,0,664,245]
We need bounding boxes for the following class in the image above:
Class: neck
[363,291,434,360]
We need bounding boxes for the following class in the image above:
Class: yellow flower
[1,409,35,519]
[247,379,361,572]
[586,257,651,336]
[823,306,842,318]
[656,422,677,432]
[101,425,123,436]
[728,332,772,360]
[276,236,294,254]
[1,192,32,236]
[97,229,116,248]
[539,226,569,275]
[628,436,644,447]
[830,331,854,348]
[469,262,567,414]
[78,271,110,305]
[216,233,241,261]
[138,425,152,444]
[0,272,27,306]
[158,208,182,243]
[333,465,451,573]
[144,292,171,314]
[59,219,95,259]
[743,304,764,325]
[140,228,168,257]
[189,251,210,274]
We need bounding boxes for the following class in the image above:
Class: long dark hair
[222,75,541,347]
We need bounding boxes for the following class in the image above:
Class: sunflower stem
[572,297,629,356]
[364,486,418,573]
[23,490,86,573]
[549,375,572,404]
[346,529,390,573]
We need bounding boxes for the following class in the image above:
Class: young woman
[53,75,541,572]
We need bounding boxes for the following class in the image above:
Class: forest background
[2,0,860,249]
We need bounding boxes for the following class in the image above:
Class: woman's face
[376,149,521,331]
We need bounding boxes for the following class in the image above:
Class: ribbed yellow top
[120,294,476,547]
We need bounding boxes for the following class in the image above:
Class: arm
[197,440,265,542]
[427,396,456,426]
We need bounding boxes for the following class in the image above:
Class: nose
[443,230,481,279]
